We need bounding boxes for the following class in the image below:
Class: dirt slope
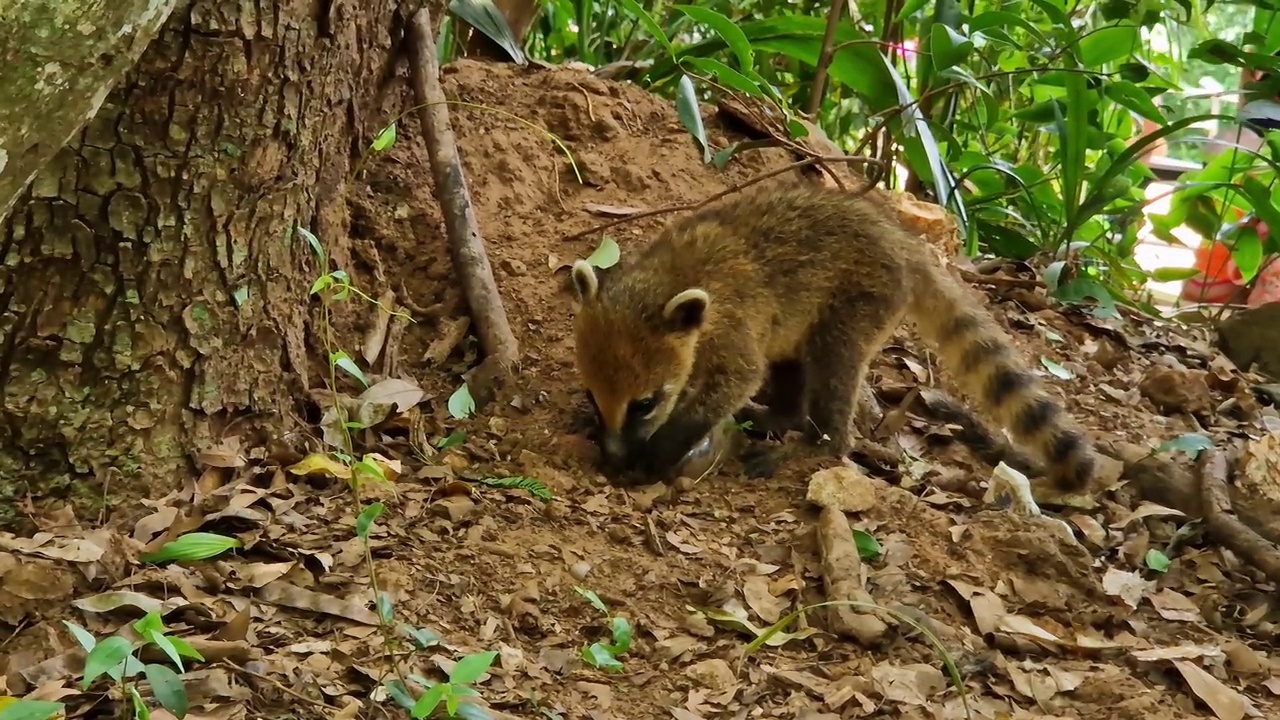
[3,59,1277,720]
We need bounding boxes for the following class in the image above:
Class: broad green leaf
[447,382,475,419]
[581,642,623,672]
[449,650,498,685]
[929,24,973,72]
[0,700,64,720]
[608,616,633,652]
[1144,549,1171,573]
[133,611,164,637]
[140,532,242,563]
[400,623,442,649]
[585,236,620,269]
[144,663,188,719]
[128,686,150,720]
[681,56,762,98]
[447,0,526,64]
[83,636,134,688]
[377,591,395,625]
[1058,73,1089,230]
[1039,357,1074,380]
[1230,227,1264,283]
[63,621,98,652]
[1149,266,1201,282]
[330,351,370,388]
[673,6,753,71]
[371,123,397,153]
[675,74,711,163]
[411,683,449,719]
[574,586,608,613]
[1103,80,1164,123]
[1079,23,1140,68]
[166,636,205,662]
[852,529,882,560]
[616,0,673,56]
[895,0,932,22]
[1155,433,1213,459]
[356,502,384,541]
[145,630,186,673]
[967,11,1050,47]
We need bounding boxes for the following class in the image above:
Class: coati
[567,181,1097,493]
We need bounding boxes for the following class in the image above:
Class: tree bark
[0,0,433,526]
[0,0,180,222]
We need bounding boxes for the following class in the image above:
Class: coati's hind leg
[801,293,908,455]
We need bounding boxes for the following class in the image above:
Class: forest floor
[4,60,1280,720]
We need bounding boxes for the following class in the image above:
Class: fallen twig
[561,154,884,242]
[1198,446,1280,585]
[407,7,519,371]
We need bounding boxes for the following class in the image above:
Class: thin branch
[561,155,884,242]
[407,7,519,370]
[807,0,848,117]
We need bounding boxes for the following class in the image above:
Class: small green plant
[64,611,204,719]
[409,650,498,718]
[140,532,242,564]
[574,587,633,672]
[479,476,553,502]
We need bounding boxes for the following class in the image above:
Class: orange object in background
[1180,235,1280,307]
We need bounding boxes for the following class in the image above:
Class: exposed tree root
[407,7,519,377]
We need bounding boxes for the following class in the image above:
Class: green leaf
[140,532,242,563]
[447,382,475,419]
[574,586,608,613]
[435,430,467,449]
[145,630,186,673]
[1149,266,1201,282]
[581,642,623,672]
[585,236,620,269]
[1058,72,1089,230]
[447,0,526,64]
[399,623,442,650]
[371,123,397,153]
[132,611,164,637]
[128,686,150,720]
[681,56,762,98]
[1156,433,1213,459]
[449,650,498,685]
[296,225,325,263]
[673,6,753,71]
[1079,23,1140,68]
[377,591,395,625]
[411,683,449,719]
[356,502,385,541]
[330,351,370,388]
[166,636,205,662]
[0,700,66,720]
[144,663,189,719]
[1103,80,1164,123]
[894,0,932,22]
[851,529,882,560]
[616,0,673,56]
[607,616,633,653]
[83,636,134,689]
[675,74,711,163]
[1039,356,1074,380]
[1144,549,1171,573]
[1230,227,1264,283]
[63,621,98,652]
[929,24,973,72]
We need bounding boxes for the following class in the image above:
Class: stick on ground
[407,8,519,371]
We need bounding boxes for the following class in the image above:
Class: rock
[1217,302,1280,380]
[1138,367,1214,415]
[805,465,880,512]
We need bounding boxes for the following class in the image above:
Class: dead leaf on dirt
[287,453,352,479]
[196,437,247,468]
[1148,588,1204,622]
[256,581,379,625]
[0,533,108,563]
[584,202,644,216]
[742,574,788,624]
[1173,660,1251,720]
[1102,567,1155,608]
[1111,501,1186,528]
[1264,677,1280,695]
[665,530,703,554]
[870,662,947,706]
[72,591,180,615]
[945,579,1006,635]
[687,659,737,692]
[359,377,426,416]
[997,614,1063,644]
[695,605,818,646]
[1007,661,1083,702]
[1131,644,1226,662]
[232,562,297,588]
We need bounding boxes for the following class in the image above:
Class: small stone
[806,466,879,512]
[1138,367,1214,415]
[501,258,527,276]
[432,495,476,523]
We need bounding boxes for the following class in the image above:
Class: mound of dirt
[5,60,1278,720]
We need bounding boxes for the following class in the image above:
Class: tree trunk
[0,0,433,527]
[0,0,180,222]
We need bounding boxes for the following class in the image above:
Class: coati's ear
[570,260,599,303]
[663,288,710,332]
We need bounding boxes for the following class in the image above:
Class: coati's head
[568,259,709,468]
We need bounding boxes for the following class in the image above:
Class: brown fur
[568,181,1096,493]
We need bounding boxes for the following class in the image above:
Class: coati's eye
[628,393,661,418]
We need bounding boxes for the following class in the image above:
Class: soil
[3,60,1279,720]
